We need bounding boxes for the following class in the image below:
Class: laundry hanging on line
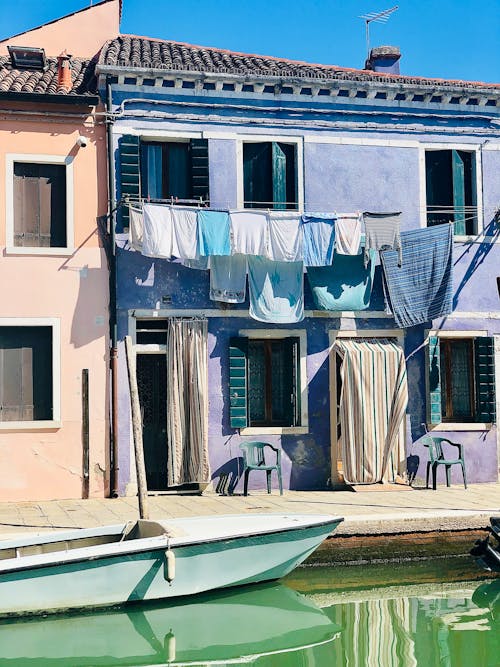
[380,222,453,328]
[301,213,336,267]
[306,249,377,311]
[248,256,304,323]
[363,211,402,268]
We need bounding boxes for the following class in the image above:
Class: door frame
[328,328,405,487]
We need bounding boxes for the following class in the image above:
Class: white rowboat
[0,513,342,617]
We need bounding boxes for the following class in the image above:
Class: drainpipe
[106,75,119,497]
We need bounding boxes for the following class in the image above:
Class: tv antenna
[360,6,399,59]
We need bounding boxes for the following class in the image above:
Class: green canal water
[0,557,497,666]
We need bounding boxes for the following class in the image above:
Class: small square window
[425,149,477,235]
[229,336,302,429]
[428,335,496,425]
[140,139,210,203]
[243,141,297,210]
[0,326,53,422]
[13,162,67,248]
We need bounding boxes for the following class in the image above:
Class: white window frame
[418,143,483,242]
[238,328,308,435]
[425,328,494,431]
[236,135,304,211]
[0,317,61,430]
[5,154,74,256]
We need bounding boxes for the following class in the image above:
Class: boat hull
[0,515,341,617]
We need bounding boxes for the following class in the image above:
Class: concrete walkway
[0,482,498,538]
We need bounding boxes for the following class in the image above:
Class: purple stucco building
[95,37,500,495]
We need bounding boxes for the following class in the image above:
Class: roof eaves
[95,63,500,99]
[0,91,100,105]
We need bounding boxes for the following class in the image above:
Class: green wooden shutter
[474,337,496,423]
[452,149,466,235]
[272,142,287,210]
[190,139,209,202]
[229,337,248,429]
[118,135,140,229]
[428,336,442,425]
[243,143,272,208]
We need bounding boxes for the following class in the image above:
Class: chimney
[57,52,73,92]
[365,46,401,75]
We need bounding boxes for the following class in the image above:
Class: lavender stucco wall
[111,97,500,494]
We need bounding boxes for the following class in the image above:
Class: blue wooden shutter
[272,142,287,210]
[118,135,140,230]
[452,149,466,235]
[428,336,442,425]
[190,139,209,202]
[474,337,496,423]
[229,337,248,429]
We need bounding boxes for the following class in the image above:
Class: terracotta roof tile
[0,56,98,97]
[99,35,500,92]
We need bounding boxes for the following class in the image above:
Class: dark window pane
[425,150,474,234]
[13,163,66,247]
[0,326,52,421]
[440,339,474,421]
[243,142,297,210]
[247,338,298,427]
[248,341,266,423]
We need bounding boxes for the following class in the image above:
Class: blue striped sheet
[380,223,453,328]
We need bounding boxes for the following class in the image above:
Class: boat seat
[122,520,185,541]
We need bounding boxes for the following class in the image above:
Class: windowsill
[5,247,74,257]
[0,420,62,431]
[427,422,494,431]
[240,426,308,436]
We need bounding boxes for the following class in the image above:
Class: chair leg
[445,465,451,487]
[266,470,271,494]
[426,462,431,489]
[461,461,467,490]
[278,467,283,495]
[243,469,250,497]
[432,463,437,490]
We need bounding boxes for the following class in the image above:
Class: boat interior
[0,520,170,561]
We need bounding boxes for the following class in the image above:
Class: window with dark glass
[229,337,301,429]
[243,142,297,210]
[425,149,476,235]
[0,327,52,421]
[140,139,209,202]
[428,335,496,424]
[13,163,67,247]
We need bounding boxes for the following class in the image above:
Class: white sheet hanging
[230,210,268,256]
[142,203,173,258]
[267,211,303,262]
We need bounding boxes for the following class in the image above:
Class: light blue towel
[198,210,231,256]
[301,214,336,266]
[209,254,247,303]
[380,223,453,328]
[306,250,376,311]
[248,256,304,323]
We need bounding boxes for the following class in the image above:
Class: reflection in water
[0,572,498,666]
[315,578,500,667]
[0,582,339,666]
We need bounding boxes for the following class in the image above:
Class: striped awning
[335,339,408,485]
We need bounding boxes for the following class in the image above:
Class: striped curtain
[335,339,408,485]
[166,319,210,487]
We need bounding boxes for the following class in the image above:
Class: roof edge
[0,0,119,44]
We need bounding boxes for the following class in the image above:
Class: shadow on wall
[453,217,500,308]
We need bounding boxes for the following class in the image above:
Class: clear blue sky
[1,0,499,83]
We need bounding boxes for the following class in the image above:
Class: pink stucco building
[0,0,120,500]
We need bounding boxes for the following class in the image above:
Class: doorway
[136,353,168,491]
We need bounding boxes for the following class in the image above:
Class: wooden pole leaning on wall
[125,335,150,520]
